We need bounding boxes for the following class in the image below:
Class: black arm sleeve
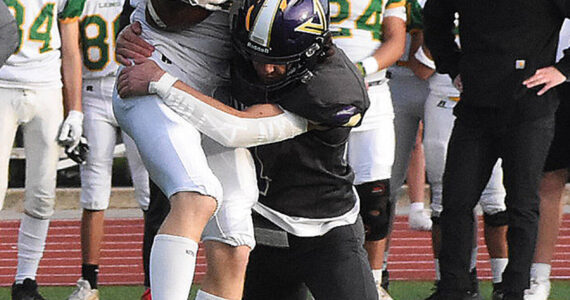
[119,0,135,31]
[423,0,461,80]
[0,0,19,68]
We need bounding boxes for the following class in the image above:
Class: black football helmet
[230,0,331,102]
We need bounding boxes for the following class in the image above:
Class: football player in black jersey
[116,0,380,298]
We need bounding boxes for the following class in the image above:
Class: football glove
[65,136,89,165]
[58,110,84,150]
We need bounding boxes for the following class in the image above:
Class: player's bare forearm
[59,20,82,114]
[408,32,436,80]
[409,55,435,80]
[117,59,284,119]
[370,17,406,70]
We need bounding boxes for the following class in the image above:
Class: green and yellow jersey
[80,0,124,79]
[330,0,406,63]
[0,0,86,88]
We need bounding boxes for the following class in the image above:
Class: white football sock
[15,214,50,283]
[434,259,440,281]
[195,290,228,300]
[150,234,198,300]
[410,202,425,212]
[531,263,551,281]
[372,269,383,285]
[490,258,508,283]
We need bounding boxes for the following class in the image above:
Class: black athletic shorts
[243,214,378,300]
[544,82,570,172]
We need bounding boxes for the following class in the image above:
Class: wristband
[149,72,178,97]
[414,46,436,70]
[359,56,379,76]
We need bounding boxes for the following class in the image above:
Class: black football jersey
[234,47,370,219]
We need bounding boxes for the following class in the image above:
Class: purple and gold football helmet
[230,0,331,91]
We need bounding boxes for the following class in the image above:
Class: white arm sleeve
[149,74,308,148]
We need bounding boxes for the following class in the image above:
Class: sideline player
[329,0,405,297]
[524,20,570,300]
[117,0,376,298]
[372,0,430,290]
[388,0,432,234]
[66,1,151,299]
[0,0,19,68]
[0,0,86,299]
[113,0,308,298]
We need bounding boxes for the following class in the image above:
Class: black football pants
[243,216,378,300]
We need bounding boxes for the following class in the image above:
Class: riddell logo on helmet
[247,41,270,54]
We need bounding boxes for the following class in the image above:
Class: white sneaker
[524,278,551,300]
[377,286,393,300]
[67,278,99,300]
[408,209,432,231]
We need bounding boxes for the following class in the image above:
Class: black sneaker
[11,279,46,300]
[381,269,389,291]
[425,281,481,300]
[492,282,505,300]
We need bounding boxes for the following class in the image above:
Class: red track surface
[1,215,569,286]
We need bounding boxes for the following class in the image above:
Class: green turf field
[1,281,569,299]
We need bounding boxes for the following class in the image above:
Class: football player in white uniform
[387,0,432,233]
[0,0,86,299]
[65,1,151,299]
[113,0,307,298]
[329,0,405,298]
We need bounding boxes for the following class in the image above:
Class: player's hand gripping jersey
[80,0,125,79]
[0,0,85,88]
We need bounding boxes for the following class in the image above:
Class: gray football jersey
[132,2,232,103]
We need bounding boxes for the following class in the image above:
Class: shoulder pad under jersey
[273,46,370,128]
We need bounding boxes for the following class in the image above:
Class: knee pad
[483,211,508,227]
[356,179,392,241]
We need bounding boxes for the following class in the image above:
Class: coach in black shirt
[423,0,570,299]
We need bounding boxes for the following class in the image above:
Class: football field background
[0,214,569,299]
[1,281,569,299]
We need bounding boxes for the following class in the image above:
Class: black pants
[243,216,378,300]
[439,114,555,295]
